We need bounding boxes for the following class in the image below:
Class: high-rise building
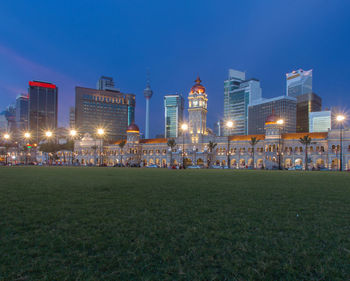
[96,76,118,91]
[164,94,184,138]
[286,69,312,97]
[296,92,322,132]
[188,77,208,136]
[144,81,153,139]
[16,94,29,131]
[69,107,75,129]
[224,69,262,135]
[309,111,331,132]
[248,96,297,134]
[75,85,135,141]
[28,81,58,142]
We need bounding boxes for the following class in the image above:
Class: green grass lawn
[0,168,349,280]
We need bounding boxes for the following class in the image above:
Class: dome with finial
[190,76,206,95]
[265,110,279,124]
[127,123,140,133]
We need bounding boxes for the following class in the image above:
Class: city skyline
[0,0,350,137]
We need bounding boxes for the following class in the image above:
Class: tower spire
[144,70,153,139]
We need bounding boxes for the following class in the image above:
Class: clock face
[193,100,198,106]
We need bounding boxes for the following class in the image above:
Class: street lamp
[3,133,10,165]
[226,121,233,168]
[336,115,345,171]
[181,123,188,169]
[70,129,77,137]
[97,128,105,166]
[45,131,53,138]
[24,132,31,165]
[277,119,284,170]
[70,129,77,165]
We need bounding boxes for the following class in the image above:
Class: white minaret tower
[143,77,153,139]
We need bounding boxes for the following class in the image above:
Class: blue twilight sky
[0,0,350,137]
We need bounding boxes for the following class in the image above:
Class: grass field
[0,167,349,280]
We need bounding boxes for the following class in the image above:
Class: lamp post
[336,115,345,171]
[45,131,53,165]
[181,123,188,169]
[97,128,105,166]
[24,132,31,165]
[3,133,10,165]
[277,119,284,170]
[70,129,77,166]
[226,121,233,168]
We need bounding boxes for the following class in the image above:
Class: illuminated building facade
[28,81,58,142]
[75,86,135,142]
[75,77,350,171]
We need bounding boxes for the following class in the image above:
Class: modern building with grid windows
[75,86,135,142]
[248,96,297,134]
[164,94,184,138]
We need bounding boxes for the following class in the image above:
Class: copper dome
[265,113,279,124]
[126,123,140,132]
[190,76,206,94]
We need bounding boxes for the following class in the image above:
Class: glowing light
[336,115,345,122]
[45,131,53,137]
[4,133,10,140]
[29,81,56,89]
[226,121,233,128]
[181,123,188,131]
[277,119,284,125]
[70,129,77,136]
[97,128,105,136]
[24,132,31,139]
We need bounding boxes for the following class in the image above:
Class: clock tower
[188,77,208,135]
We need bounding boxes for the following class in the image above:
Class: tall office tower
[296,92,322,132]
[286,69,312,97]
[75,85,135,141]
[164,94,184,138]
[188,77,208,135]
[96,76,117,91]
[224,69,262,135]
[248,96,297,134]
[69,107,75,129]
[28,81,58,142]
[15,94,29,131]
[309,111,331,132]
[143,81,153,139]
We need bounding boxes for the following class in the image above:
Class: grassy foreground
[0,168,349,280]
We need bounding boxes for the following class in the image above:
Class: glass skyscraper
[296,93,322,132]
[286,69,313,98]
[224,69,262,135]
[16,94,29,131]
[28,81,58,142]
[164,94,184,138]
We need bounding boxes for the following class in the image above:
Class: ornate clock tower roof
[190,77,206,95]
